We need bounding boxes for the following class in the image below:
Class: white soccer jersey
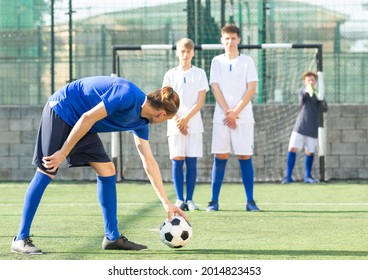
[210,53,258,124]
[163,66,209,136]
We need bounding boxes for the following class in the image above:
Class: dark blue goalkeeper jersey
[293,89,328,138]
[48,76,150,140]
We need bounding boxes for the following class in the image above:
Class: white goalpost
[111,43,325,183]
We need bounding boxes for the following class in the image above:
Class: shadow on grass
[35,248,368,259]
[3,247,367,260]
[154,248,368,258]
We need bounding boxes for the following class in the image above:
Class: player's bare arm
[177,89,206,135]
[226,80,257,124]
[236,80,257,114]
[212,82,236,128]
[173,115,187,135]
[211,83,230,112]
[176,118,188,135]
[42,101,108,173]
[133,134,188,221]
[211,82,237,128]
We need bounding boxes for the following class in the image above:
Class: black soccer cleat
[102,234,148,251]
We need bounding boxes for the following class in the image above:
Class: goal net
[111,44,324,183]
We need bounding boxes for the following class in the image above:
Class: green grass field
[0,180,367,260]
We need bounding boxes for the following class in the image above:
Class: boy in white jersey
[206,25,260,212]
[163,38,209,211]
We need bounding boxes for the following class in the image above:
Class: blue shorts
[32,102,111,175]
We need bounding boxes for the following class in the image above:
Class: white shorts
[211,123,254,155]
[168,133,203,159]
[288,131,317,153]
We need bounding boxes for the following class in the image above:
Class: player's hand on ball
[167,203,188,222]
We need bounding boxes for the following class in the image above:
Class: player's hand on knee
[42,150,66,173]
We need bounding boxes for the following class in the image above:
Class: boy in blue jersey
[11,76,187,254]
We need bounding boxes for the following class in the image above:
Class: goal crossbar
[113,43,323,72]
[111,43,325,182]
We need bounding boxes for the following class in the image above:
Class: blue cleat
[281,177,294,184]
[206,201,219,211]
[246,201,260,212]
[304,176,318,184]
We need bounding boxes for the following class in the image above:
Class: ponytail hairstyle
[146,86,180,117]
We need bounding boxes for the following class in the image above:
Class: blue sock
[97,175,120,241]
[16,171,52,240]
[286,151,296,179]
[210,157,227,202]
[239,158,254,203]
[172,159,184,201]
[305,154,314,178]
[185,157,197,201]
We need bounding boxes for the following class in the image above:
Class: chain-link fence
[1,0,367,105]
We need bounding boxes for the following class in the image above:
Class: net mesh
[115,45,320,182]
[116,47,319,104]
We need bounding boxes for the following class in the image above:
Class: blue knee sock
[210,158,227,202]
[286,151,296,178]
[239,158,254,203]
[305,154,314,178]
[97,175,120,241]
[172,159,184,201]
[185,157,197,201]
[16,171,52,240]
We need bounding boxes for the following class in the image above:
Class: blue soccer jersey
[49,76,150,140]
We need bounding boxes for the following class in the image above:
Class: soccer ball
[159,216,193,248]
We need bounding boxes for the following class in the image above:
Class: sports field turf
[0,180,367,260]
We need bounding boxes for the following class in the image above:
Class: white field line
[1,202,368,206]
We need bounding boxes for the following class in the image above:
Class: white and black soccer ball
[160,216,193,248]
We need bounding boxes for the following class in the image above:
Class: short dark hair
[221,24,240,37]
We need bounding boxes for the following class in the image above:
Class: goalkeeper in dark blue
[11,76,187,254]
[281,71,328,184]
